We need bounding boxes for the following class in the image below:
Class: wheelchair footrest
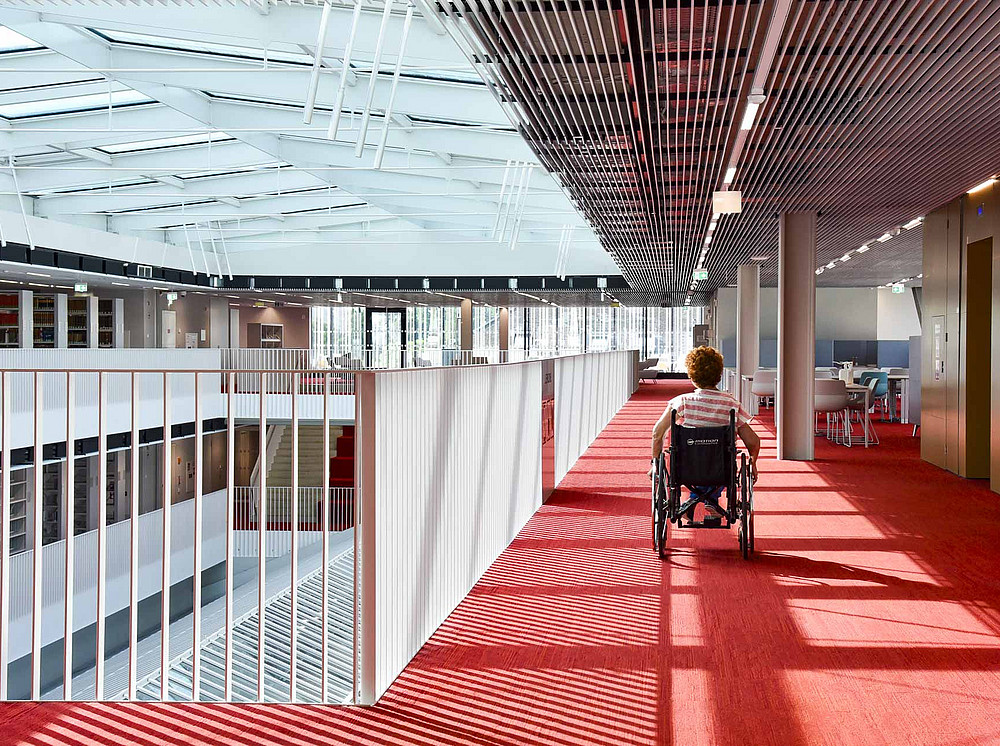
[679,519,731,530]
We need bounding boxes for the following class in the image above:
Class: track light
[877,233,892,242]
[723,167,736,184]
[740,101,760,131]
[857,245,869,253]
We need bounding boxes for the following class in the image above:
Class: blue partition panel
[760,339,777,368]
[877,340,910,367]
[721,337,736,364]
[815,339,834,367]
[833,340,878,366]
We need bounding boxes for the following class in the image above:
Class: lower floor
[3,380,1000,744]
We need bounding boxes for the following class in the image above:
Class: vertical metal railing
[64,372,75,700]
[257,371,267,702]
[30,372,42,700]
[160,372,172,700]
[0,365,358,704]
[0,373,9,699]
[224,371,235,703]
[322,369,330,704]
[192,372,203,699]
[95,371,107,699]
[289,372,299,702]
[128,371,139,700]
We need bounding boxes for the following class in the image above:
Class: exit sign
[891,284,905,294]
[693,269,709,281]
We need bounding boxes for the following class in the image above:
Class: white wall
[876,287,921,339]
[716,286,881,340]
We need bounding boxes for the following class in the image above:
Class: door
[161,309,176,348]
[366,308,406,368]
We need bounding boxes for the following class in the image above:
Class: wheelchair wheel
[651,470,661,551]
[651,460,670,558]
[739,454,753,560]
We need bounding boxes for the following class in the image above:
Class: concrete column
[18,290,32,349]
[735,263,760,382]
[776,211,817,460]
[459,298,473,351]
[498,307,509,359]
[55,293,68,348]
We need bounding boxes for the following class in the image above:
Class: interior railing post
[322,370,330,703]
[63,371,75,700]
[95,371,107,699]
[160,371,172,701]
[225,371,235,702]
[128,371,139,699]
[30,371,42,700]
[289,371,299,703]
[0,372,10,700]
[192,371,203,700]
[257,371,267,702]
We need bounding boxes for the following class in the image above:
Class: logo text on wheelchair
[686,438,721,446]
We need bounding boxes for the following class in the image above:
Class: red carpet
[4,380,1000,745]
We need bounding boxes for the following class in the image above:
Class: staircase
[136,549,355,703]
[267,424,343,487]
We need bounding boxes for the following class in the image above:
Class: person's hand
[647,463,655,480]
[750,458,759,483]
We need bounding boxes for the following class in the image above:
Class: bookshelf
[98,298,114,348]
[67,297,88,348]
[33,294,56,348]
[248,322,283,348]
[74,455,89,536]
[9,468,28,555]
[42,464,60,545]
[0,293,19,348]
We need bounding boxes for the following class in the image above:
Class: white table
[849,371,909,423]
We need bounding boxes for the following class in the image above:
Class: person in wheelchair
[649,346,760,526]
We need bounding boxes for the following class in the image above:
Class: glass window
[99,131,234,154]
[310,305,364,365]
[472,305,499,361]
[0,89,153,120]
[0,27,43,52]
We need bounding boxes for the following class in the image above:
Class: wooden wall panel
[959,238,992,478]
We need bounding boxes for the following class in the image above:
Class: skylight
[0,26,43,53]
[0,89,152,120]
[99,131,234,154]
[96,28,314,66]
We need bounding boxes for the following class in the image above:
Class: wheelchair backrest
[669,410,736,487]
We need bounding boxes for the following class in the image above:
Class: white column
[498,307,509,361]
[777,211,817,460]
[460,298,473,353]
[112,298,125,348]
[735,264,760,382]
[55,293,68,348]
[18,290,32,349]
[87,295,99,348]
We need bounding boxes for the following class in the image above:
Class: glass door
[366,308,406,368]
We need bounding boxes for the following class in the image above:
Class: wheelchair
[651,409,755,560]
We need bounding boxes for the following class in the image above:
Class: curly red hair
[685,346,724,388]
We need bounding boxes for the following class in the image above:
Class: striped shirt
[666,387,751,428]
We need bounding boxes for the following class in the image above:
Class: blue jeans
[689,485,724,503]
